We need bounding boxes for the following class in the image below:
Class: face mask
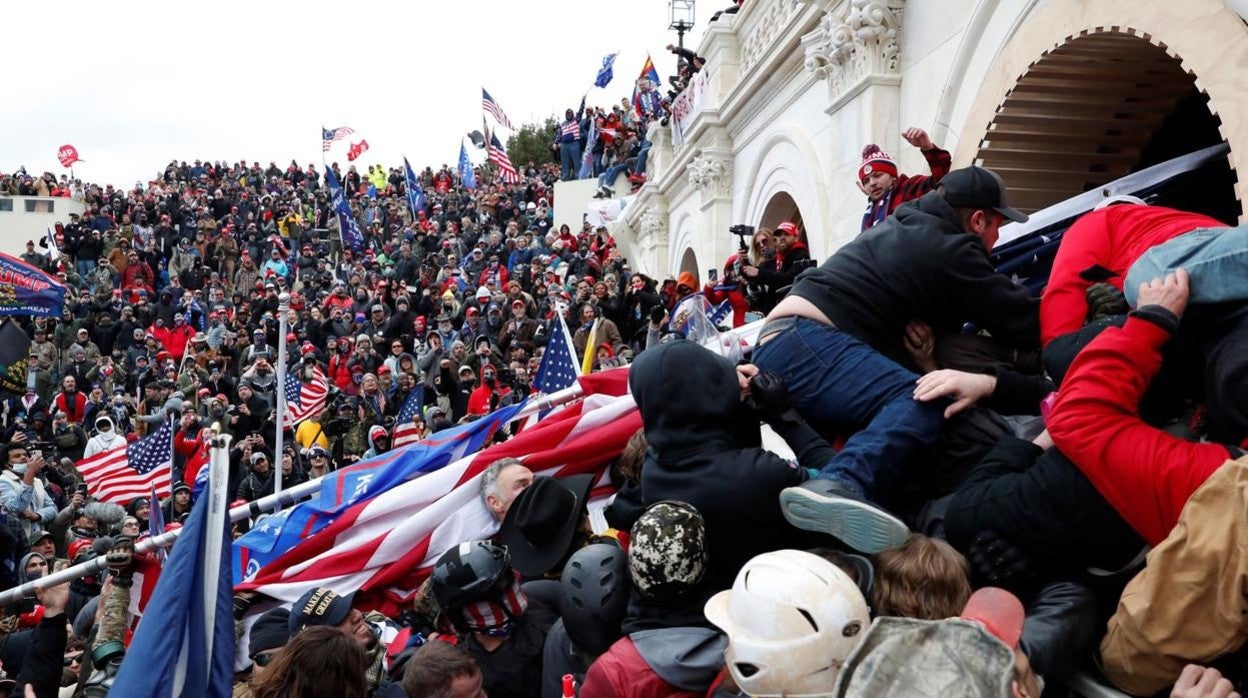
[11,464,26,476]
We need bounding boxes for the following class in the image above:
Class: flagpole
[0,378,596,605]
[274,293,290,499]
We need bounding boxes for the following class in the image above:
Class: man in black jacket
[740,221,810,313]
[752,167,1039,553]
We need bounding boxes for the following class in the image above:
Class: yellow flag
[581,318,600,375]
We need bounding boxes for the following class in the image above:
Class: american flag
[488,133,521,184]
[322,126,355,152]
[235,370,634,616]
[481,88,515,131]
[78,419,174,505]
[283,365,329,427]
[535,312,581,394]
[392,386,426,448]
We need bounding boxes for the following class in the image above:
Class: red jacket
[1048,314,1233,545]
[1040,206,1220,346]
[580,637,705,698]
[176,428,209,486]
[53,392,87,424]
[860,147,951,231]
[702,283,748,328]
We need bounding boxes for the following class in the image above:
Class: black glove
[106,536,135,586]
[648,305,666,325]
[968,530,1037,594]
[1085,282,1128,321]
[747,371,793,417]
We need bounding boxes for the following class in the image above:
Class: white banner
[670,68,711,147]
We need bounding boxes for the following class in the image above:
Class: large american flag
[321,126,355,152]
[236,370,634,616]
[391,386,426,448]
[78,420,174,505]
[488,133,521,184]
[481,88,514,131]
[283,365,329,427]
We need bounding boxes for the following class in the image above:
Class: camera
[728,224,755,238]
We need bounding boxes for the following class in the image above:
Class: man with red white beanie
[858,128,952,231]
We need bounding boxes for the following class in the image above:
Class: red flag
[347,140,370,162]
[57,144,81,168]
[236,368,637,616]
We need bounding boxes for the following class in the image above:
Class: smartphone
[76,483,88,496]
[707,268,718,282]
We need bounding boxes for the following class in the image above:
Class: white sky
[3,0,707,187]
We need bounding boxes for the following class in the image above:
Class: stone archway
[972,29,1239,221]
[679,247,700,284]
[756,191,808,247]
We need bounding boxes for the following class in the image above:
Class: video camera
[318,388,354,438]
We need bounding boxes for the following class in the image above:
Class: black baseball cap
[940,166,1028,223]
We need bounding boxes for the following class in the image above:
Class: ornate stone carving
[802,0,905,93]
[639,212,666,243]
[687,155,733,198]
[739,0,798,75]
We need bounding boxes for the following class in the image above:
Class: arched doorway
[757,192,809,246]
[679,248,700,284]
[974,30,1240,222]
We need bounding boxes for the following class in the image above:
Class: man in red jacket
[1040,200,1223,346]
[858,128,951,231]
[1047,268,1248,694]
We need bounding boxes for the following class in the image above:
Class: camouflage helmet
[628,500,707,600]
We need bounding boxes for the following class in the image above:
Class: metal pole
[274,292,290,498]
[0,378,596,606]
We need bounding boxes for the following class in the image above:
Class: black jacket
[944,435,1144,572]
[625,340,811,591]
[789,192,1039,365]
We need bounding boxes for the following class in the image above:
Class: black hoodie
[790,191,1039,365]
[627,340,810,591]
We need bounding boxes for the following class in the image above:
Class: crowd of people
[0,102,1245,696]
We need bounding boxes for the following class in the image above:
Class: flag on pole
[391,386,426,448]
[347,139,370,162]
[458,143,477,190]
[233,403,524,586]
[481,88,515,131]
[578,121,599,180]
[78,419,174,505]
[150,483,168,563]
[580,318,600,375]
[322,126,355,152]
[236,371,634,615]
[487,133,521,184]
[111,438,234,697]
[595,52,619,88]
[324,166,364,252]
[283,365,329,428]
[536,312,581,394]
[632,55,662,117]
[403,157,426,218]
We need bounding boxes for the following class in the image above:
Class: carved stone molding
[639,212,667,244]
[687,155,734,198]
[739,0,799,75]
[802,0,905,96]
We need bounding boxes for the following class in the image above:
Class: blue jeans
[560,141,582,181]
[752,318,944,498]
[597,161,631,189]
[635,142,652,175]
[76,259,96,278]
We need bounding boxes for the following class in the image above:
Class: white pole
[274,293,290,498]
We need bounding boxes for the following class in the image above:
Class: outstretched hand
[914,369,997,418]
[1172,664,1240,698]
[1136,268,1190,319]
[903,321,937,374]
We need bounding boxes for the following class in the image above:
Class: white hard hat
[705,549,870,697]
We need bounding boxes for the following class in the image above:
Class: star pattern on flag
[536,315,580,394]
[128,420,174,474]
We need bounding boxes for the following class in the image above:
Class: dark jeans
[752,318,944,498]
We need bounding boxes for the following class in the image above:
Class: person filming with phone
[0,443,58,546]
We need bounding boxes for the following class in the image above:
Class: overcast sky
[4,0,707,187]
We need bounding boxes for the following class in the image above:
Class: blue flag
[149,483,168,563]
[324,167,364,252]
[0,253,67,317]
[112,464,234,696]
[404,156,426,217]
[233,402,524,584]
[595,52,618,88]
[458,143,476,190]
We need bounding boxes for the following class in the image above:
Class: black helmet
[559,544,629,655]
[431,540,513,611]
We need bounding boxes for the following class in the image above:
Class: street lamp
[670,0,695,50]
[274,292,290,498]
